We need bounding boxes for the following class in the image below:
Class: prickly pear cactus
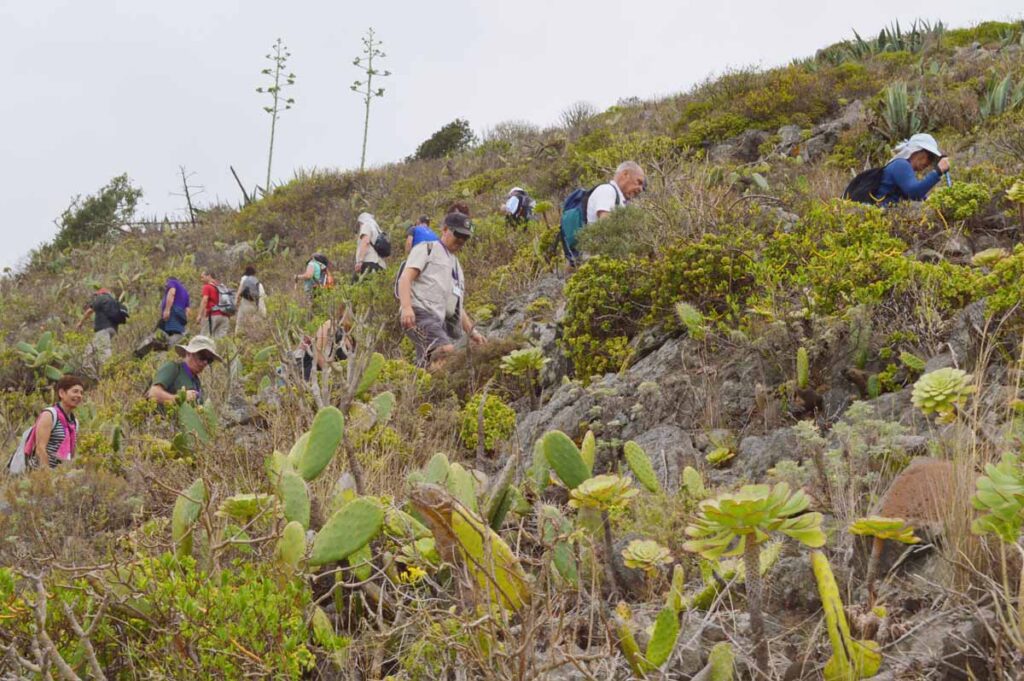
[276,468,311,530]
[276,520,306,570]
[171,478,206,559]
[623,440,661,493]
[646,606,680,667]
[811,550,881,681]
[542,430,591,489]
[796,346,809,389]
[310,497,385,566]
[293,406,345,481]
[355,352,385,398]
[580,430,596,470]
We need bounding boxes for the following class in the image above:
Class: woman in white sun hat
[876,132,951,205]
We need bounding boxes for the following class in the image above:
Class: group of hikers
[8,131,955,472]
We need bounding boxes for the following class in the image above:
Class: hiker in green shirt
[148,336,222,406]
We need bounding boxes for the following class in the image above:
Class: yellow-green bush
[926,181,993,222]
[459,392,516,452]
[562,257,654,381]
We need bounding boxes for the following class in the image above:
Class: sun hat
[892,133,943,161]
[443,212,473,238]
[508,187,525,196]
[175,335,223,362]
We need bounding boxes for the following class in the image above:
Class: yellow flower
[399,565,427,584]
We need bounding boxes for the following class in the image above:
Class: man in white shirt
[354,212,386,280]
[586,161,646,223]
[397,212,487,367]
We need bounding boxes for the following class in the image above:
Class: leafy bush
[926,181,992,222]
[413,119,477,160]
[459,392,516,452]
[562,257,654,381]
[52,174,142,251]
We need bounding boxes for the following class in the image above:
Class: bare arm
[196,295,210,323]
[147,384,177,405]
[405,235,413,255]
[76,306,94,330]
[162,288,175,320]
[398,267,420,329]
[32,411,55,462]
[355,234,371,271]
[295,264,315,282]
[461,309,486,345]
[314,321,332,369]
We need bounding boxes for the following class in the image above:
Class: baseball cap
[444,212,473,238]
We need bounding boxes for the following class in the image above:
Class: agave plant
[911,367,974,423]
[979,74,1024,120]
[684,483,825,672]
[875,81,922,143]
[849,516,920,605]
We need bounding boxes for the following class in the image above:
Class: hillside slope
[2,19,1024,679]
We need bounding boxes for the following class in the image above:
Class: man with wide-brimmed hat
[147,335,222,406]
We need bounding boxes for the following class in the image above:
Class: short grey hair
[614,160,644,177]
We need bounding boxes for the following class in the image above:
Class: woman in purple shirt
[158,277,191,338]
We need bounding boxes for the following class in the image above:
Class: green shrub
[562,257,654,381]
[926,181,992,222]
[459,392,516,452]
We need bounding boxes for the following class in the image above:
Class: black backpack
[843,165,889,204]
[511,190,533,220]
[372,230,392,259]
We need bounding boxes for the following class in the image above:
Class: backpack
[511,191,534,220]
[6,407,72,475]
[310,256,330,288]
[212,283,237,316]
[115,302,131,324]
[240,276,261,302]
[393,243,434,299]
[559,183,620,264]
[372,230,392,259]
[843,166,887,204]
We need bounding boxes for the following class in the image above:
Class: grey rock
[924,352,955,373]
[859,388,918,427]
[709,130,770,163]
[916,248,945,263]
[946,301,986,369]
[225,241,256,261]
[937,610,996,680]
[778,125,803,154]
[515,381,596,450]
[895,434,930,457]
[630,425,700,491]
[221,394,256,426]
[941,234,972,260]
[734,427,803,481]
[770,554,820,612]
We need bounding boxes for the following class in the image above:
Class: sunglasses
[196,351,216,364]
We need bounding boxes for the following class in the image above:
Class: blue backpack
[558,184,620,266]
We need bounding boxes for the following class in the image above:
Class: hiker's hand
[354,262,362,273]
[470,329,487,346]
[162,309,170,321]
[185,390,198,402]
[400,306,415,329]
[938,157,950,173]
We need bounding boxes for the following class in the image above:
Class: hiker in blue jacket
[876,133,951,205]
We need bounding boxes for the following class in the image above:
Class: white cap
[893,133,943,160]
[508,187,524,196]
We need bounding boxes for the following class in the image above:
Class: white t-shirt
[405,241,464,322]
[357,219,386,267]
[586,181,626,224]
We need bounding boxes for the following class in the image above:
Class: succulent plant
[309,496,385,566]
[276,520,306,570]
[500,346,549,376]
[1006,178,1024,203]
[849,516,920,604]
[178,402,215,446]
[216,493,275,523]
[911,367,973,423]
[613,601,680,675]
[15,331,72,382]
[621,539,672,572]
[849,516,920,544]
[291,406,345,481]
[898,351,925,374]
[568,474,638,511]
[971,247,1009,267]
[355,351,385,399]
[580,430,597,470]
[666,563,686,613]
[971,452,1024,544]
[675,301,706,340]
[682,466,708,499]
[276,468,311,530]
[623,440,661,493]
[706,642,735,680]
[811,550,881,681]
[796,346,810,390]
[538,504,578,586]
[171,478,206,559]
[684,483,825,672]
[542,430,592,489]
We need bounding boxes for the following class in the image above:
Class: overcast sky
[1,0,1020,269]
